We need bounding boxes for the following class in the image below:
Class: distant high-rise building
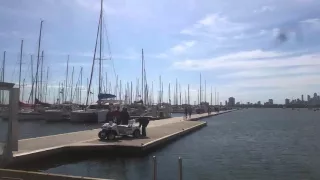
[308,95,311,102]
[257,101,261,105]
[285,99,290,105]
[225,101,228,106]
[228,97,235,106]
[314,93,318,98]
[268,99,273,105]
[301,95,304,102]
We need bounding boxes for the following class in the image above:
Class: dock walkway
[7,110,234,166]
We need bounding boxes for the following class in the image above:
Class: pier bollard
[178,157,182,180]
[153,156,157,180]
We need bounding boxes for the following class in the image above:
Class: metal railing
[152,156,183,180]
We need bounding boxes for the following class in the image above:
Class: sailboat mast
[30,55,34,104]
[210,86,212,105]
[119,80,122,101]
[40,51,44,101]
[168,83,171,104]
[85,0,103,106]
[22,78,25,102]
[98,0,103,95]
[204,80,206,103]
[151,81,154,104]
[199,73,202,104]
[70,66,74,102]
[179,84,181,105]
[80,67,83,105]
[19,40,24,89]
[159,76,161,104]
[34,20,43,105]
[188,84,190,105]
[1,51,6,104]
[105,72,108,93]
[161,82,163,104]
[1,51,4,83]
[214,87,216,105]
[141,49,144,102]
[45,67,49,102]
[65,55,69,103]
[130,81,133,104]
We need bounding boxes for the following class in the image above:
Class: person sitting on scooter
[120,107,130,125]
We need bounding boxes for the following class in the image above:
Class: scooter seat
[118,125,129,128]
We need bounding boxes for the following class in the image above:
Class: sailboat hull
[43,110,70,122]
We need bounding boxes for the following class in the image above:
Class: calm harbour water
[2,109,320,180]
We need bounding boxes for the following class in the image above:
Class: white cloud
[151,40,197,59]
[74,0,117,15]
[218,66,320,79]
[0,31,34,39]
[180,13,247,37]
[46,50,140,61]
[222,75,320,89]
[170,41,196,54]
[171,49,319,71]
[233,29,268,40]
[300,18,320,30]
[253,6,275,13]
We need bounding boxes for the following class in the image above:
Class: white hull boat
[43,110,70,122]
[70,109,108,123]
[19,111,44,120]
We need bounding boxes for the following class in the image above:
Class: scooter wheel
[98,130,107,140]
[106,131,116,140]
[133,129,141,138]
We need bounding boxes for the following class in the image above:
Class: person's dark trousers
[141,125,147,136]
[139,117,149,136]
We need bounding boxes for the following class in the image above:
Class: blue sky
[1,0,320,104]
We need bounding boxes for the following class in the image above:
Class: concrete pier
[3,110,234,168]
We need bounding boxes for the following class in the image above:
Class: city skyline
[226,92,320,106]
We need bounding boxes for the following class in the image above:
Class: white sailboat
[70,0,117,123]
[18,20,45,121]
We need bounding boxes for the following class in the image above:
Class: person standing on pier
[106,107,113,122]
[188,106,192,118]
[184,106,188,120]
[120,107,130,125]
[138,117,150,137]
[113,107,121,125]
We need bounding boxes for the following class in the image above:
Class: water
[5,109,320,179]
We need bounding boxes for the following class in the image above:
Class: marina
[2,0,319,179]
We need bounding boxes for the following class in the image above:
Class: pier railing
[152,156,183,180]
[0,82,19,167]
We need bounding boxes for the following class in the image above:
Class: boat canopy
[98,93,116,100]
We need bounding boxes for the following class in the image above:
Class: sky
[1,0,320,104]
